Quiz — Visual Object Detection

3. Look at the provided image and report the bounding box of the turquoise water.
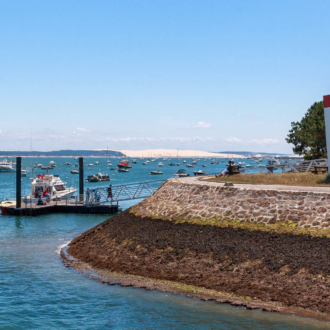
[0,157,328,329]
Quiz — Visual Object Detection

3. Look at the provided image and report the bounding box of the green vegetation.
[286,101,326,159]
[207,172,330,186]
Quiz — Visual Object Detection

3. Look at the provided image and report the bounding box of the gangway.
[87,179,167,205]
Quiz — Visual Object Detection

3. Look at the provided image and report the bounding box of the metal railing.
[86,180,167,205]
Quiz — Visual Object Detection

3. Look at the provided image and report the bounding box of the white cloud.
[182,121,212,130]
[226,137,241,143]
[76,128,91,133]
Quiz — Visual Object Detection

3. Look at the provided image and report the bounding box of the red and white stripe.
[323,95,330,167]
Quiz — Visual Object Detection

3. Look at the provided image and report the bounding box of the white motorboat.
[142,162,148,165]
[174,169,189,177]
[158,162,164,167]
[132,159,137,164]
[0,158,16,172]
[65,162,71,165]
[150,170,163,175]
[87,164,93,167]
[21,170,27,177]
[193,170,206,176]
[70,170,79,174]
[49,161,56,168]
[186,164,194,168]
[95,161,99,165]
[201,164,207,167]
[183,160,186,163]
[22,174,76,203]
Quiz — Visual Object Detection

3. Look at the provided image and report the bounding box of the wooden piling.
[79,157,84,201]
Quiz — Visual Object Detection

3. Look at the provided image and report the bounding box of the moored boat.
[174,169,189,177]
[149,170,163,175]
[117,160,132,169]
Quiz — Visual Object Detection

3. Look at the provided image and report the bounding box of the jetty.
[0,157,166,217]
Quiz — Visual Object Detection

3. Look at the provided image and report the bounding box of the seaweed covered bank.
[67,177,330,319]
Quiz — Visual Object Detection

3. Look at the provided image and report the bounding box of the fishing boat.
[174,169,189,177]
[70,170,79,174]
[117,160,132,169]
[158,162,164,167]
[149,170,163,175]
[21,174,76,203]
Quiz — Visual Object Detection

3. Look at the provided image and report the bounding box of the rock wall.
[132,179,330,229]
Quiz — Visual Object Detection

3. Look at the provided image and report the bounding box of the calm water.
[0,157,328,329]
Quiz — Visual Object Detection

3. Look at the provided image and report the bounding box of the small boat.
[118,160,132,169]
[21,170,27,177]
[95,161,99,165]
[201,164,207,167]
[193,170,206,176]
[85,173,110,182]
[183,160,186,163]
[41,166,53,170]
[186,164,194,168]
[210,161,214,164]
[65,162,71,165]
[168,163,176,166]
[150,170,163,175]
[87,164,93,167]
[118,168,129,172]
[70,170,79,174]
[0,158,16,172]
[142,162,148,165]
[49,161,57,168]
[174,169,189,177]
[176,162,180,166]
[132,159,137,164]
[158,162,164,167]
[74,163,79,167]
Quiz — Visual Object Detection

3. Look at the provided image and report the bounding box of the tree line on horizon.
[286,101,326,160]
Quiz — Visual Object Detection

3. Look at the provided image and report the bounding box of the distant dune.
[101,149,246,158]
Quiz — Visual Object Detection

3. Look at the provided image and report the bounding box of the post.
[79,157,84,202]
[324,95,330,170]
[16,157,22,209]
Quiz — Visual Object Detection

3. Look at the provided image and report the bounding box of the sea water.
[0,157,328,329]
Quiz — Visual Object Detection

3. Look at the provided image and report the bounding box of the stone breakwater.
[131,178,330,229]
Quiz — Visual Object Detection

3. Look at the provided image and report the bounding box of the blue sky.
[0,0,329,153]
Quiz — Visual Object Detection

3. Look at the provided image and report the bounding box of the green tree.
[286,101,326,160]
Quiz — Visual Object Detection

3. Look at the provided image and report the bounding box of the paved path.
[170,176,330,193]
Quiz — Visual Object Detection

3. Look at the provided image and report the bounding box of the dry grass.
[206,172,330,187]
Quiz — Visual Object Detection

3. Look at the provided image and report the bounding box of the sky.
[0,0,329,153]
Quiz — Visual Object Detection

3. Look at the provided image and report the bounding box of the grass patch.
[206,172,330,187]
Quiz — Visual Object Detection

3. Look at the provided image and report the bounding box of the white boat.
[49,161,56,168]
[201,164,207,167]
[87,164,93,167]
[21,170,27,177]
[70,170,79,174]
[186,164,194,168]
[132,159,137,164]
[95,161,99,165]
[118,168,129,172]
[193,170,206,176]
[0,158,16,172]
[158,162,164,167]
[150,170,163,175]
[65,162,71,165]
[75,163,79,167]
[183,160,186,163]
[174,169,189,177]
[142,162,148,165]
[22,174,76,203]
